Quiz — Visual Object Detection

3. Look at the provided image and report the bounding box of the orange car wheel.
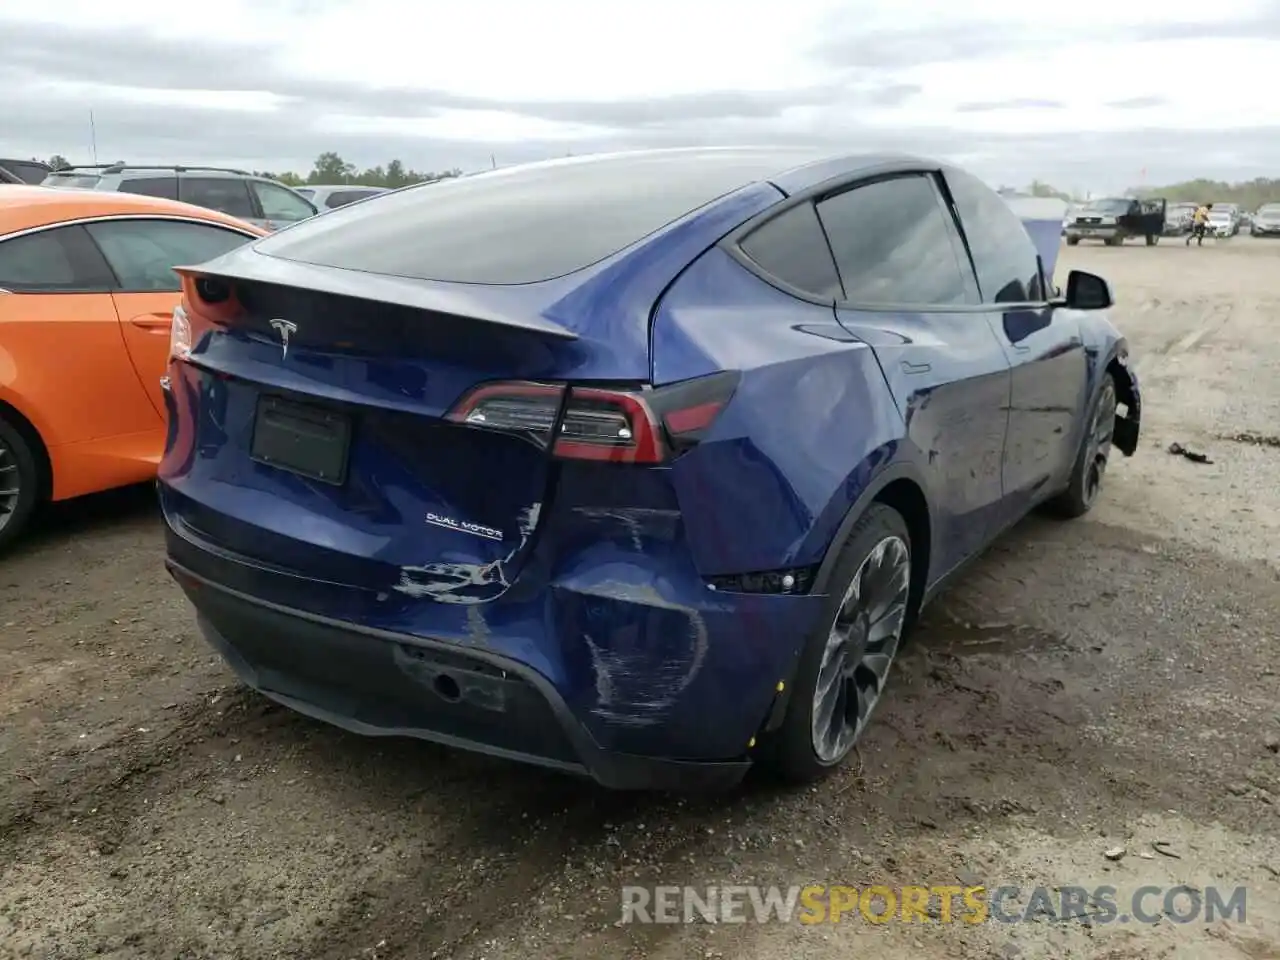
[0,414,40,551]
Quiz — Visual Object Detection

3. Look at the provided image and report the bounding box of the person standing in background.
[1187,203,1212,246]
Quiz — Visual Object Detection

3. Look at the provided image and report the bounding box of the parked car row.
[3,159,392,230]
[39,164,319,232]
[1057,195,1280,242]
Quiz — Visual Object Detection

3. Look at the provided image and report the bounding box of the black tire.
[0,414,40,553]
[1066,236,1080,246]
[1047,372,1117,519]
[760,503,912,784]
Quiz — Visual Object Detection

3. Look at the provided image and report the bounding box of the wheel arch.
[811,461,933,623]
[0,395,53,503]
[1102,340,1140,456]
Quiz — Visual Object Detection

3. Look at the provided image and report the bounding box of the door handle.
[1012,343,1031,353]
[130,316,171,333]
[901,360,931,374]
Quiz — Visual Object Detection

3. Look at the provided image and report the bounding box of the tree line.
[45,152,462,189]
[254,152,464,188]
[1128,177,1280,211]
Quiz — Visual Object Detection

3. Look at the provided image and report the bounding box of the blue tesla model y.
[158,148,1141,790]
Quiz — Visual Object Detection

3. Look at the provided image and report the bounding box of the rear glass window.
[3,161,50,185]
[254,150,818,285]
[42,173,102,189]
[325,189,382,208]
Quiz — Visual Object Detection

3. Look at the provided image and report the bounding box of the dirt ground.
[3,235,1280,960]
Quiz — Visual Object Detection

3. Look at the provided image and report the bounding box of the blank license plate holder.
[250,395,351,486]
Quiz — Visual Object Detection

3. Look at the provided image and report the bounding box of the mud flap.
[1114,415,1139,455]
[1109,357,1141,456]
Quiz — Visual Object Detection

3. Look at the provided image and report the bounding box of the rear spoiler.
[174,250,579,342]
[1003,196,1068,284]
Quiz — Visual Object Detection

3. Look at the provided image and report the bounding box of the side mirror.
[1062,270,1114,310]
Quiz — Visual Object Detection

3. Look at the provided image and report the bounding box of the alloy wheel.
[0,435,20,535]
[811,535,910,763]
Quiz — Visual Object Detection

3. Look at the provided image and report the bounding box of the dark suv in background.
[40,164,318,231]
[0,159,51,185]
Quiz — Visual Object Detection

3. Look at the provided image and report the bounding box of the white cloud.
[3,0,1279,188]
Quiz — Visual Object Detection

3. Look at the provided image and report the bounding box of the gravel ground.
[2,236,1279,960]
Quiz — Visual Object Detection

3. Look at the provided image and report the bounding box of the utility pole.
[89,109,98,164]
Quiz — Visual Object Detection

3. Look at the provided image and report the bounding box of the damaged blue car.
[159,148,1140,790]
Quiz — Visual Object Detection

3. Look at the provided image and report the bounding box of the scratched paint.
[576,580,709,727]
[393,503,542,607]
[570,506,682,550]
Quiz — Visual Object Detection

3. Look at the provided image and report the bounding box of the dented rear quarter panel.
[650,245,913,577]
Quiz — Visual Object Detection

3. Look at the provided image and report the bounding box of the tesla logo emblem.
[269,319,297,360]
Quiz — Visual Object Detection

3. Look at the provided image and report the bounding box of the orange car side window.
[0,226,116,292]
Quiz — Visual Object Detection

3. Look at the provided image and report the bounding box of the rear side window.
[86,219,253,291]
[325,189,382,208]
[179,177,255,218]
[251,180,316,222]
[294,188,315,199]
[119,177,179,200]
[254,150,799,284]
[0,225,115,292]
[945,168,1044,303]
[737,202,842,300]
[816,175,975,306]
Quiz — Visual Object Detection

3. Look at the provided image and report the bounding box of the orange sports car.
[0,186,265,549]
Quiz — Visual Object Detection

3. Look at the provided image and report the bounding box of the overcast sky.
[2,0,1279,193]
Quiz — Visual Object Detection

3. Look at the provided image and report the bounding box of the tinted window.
[2,161,50,185]
[816,175,974,306]
[119,176,179,200]
[86,219,253,291]
[294,188,315,199]
[0,225,115,291]
[254,148,827,284]
[179,177,255,218]
[325,189,383,208]
[944,168,1043,303]
[251,181,316,221]
[738,202,842,299]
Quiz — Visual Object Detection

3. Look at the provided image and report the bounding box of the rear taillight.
[169,304,192,362]
[172,274,244,366]
[445,372,739,463]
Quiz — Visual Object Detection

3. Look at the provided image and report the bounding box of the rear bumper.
[168,559,752,791]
